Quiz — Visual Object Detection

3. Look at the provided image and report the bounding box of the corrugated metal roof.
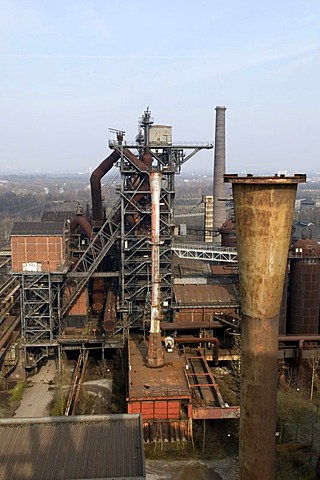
[174,258,212,277]
[41,211,75,222]
[0,414,145,480]
[210,264,238,275]
[11,222,65,236]
[174,283,238,306]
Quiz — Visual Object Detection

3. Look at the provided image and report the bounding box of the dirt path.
[13,360,55,418]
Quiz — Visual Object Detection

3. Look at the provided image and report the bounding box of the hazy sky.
[0,0,319,175]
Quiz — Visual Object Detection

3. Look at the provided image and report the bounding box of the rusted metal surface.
[103,288,116,331]
[209,264,238,275]
[173,283,239,324]
[64,284,88,316]
[186,354,222,405]
[279,263,288,334]
[174,337,219,365]
[129,399,181,419]
[289,258,320,334]
[225,174,305,480]
[90,150,120,221]
[122,147,150,172]
[220,218,237,247]
[213,106,227,243]
[128,336,191,419]
[174,257,212,276]
[70,214,92,238]
[192,406,240,419]
[64,349,89,416]
[142,419,191,442]
[161,320,224,330]
[91,277,104,313]
[146,171,164,368]
[174,283,238,306]
[0,316,20,350]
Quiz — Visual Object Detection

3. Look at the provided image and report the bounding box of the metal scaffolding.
[108,110,213,330]
[20,272,62,365]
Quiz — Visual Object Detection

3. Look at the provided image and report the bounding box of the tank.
[289,237,320,334]
[279,264,288,335]
[220,218,236,247]
[92,278,105,313]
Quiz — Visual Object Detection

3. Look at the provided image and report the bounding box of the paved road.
[13,360,56,418]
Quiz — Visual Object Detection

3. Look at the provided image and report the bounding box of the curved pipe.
[90,150,121,221]
[70,215,92,238]
[173,336,220,365]
[278,335,320,366]
[278,335,320,342]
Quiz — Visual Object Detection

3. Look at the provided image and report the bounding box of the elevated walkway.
[172,243,237,263]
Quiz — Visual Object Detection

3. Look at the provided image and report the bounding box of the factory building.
[1,107,317,454]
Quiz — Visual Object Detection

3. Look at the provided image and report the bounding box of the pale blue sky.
[0,0,319,174]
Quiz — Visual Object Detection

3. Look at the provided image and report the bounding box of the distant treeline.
[0,192,43,218]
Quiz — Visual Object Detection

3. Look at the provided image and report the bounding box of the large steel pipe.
[70,215,92,238]
[224,174,306,480]
[213,106,227,244]
[146,171,164,368]
[90,150,121,222]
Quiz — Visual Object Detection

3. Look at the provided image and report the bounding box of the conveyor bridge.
[172,243,237,263]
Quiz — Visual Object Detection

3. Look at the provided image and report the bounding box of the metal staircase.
[61,200,121,316]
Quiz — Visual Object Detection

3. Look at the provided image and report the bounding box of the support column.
[146,171,164,368]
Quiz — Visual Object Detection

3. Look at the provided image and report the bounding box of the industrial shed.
[0,414,146,480]
[10,222,68,273]
[173,283,239,323]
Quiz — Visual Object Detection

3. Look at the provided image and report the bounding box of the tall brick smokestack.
[213,106,227,244]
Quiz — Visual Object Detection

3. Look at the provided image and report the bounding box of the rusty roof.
[174,257,212,277]
[174,283,239,307]
[128,337,190,400]
[11,222,65,236]
[0,414,145,480]
[209,264,238,275]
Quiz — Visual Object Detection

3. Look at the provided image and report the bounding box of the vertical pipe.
[213,106,227,244]
[224,174,306,480]
[146,171,164,368]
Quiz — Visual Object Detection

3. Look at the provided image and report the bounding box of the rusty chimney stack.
[213,106,227,244]
[146,171,164,368]
[224,174,306,480]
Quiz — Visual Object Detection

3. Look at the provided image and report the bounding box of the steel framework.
[109,110,213,330]
[20,272,62,365]
[16,110,213,364]
[172,243,237,263]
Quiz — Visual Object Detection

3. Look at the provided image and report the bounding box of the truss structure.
[172,243,237,263]
[19,272,62,365]
[111,134,213,328]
